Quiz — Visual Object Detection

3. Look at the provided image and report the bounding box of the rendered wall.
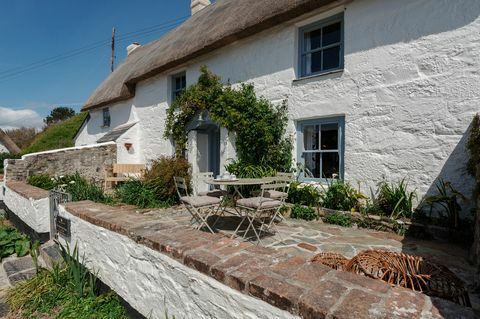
[57,205,299,319]
[77,0,480,212]
[3,183,49,234]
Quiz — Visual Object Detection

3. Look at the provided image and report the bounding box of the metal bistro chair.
[193,172,227,198]
[174,176,221,234]
[264,172,294,200]
[235,181,289,243]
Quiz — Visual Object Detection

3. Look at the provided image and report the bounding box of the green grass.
[22,113,87,154]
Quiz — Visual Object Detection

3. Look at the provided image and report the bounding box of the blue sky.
[0,0,190,129]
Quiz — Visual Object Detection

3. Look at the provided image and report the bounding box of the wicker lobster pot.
[311,252,350,271]
[344,250,471,307]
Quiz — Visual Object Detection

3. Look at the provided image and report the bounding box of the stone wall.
[58,200,476,318]
[4,143,116,182]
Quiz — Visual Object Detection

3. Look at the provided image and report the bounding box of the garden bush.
[374,178,416,219]
[27,173,56,190]
[225,160,276,178]
[323,213,353,227]
[143,156,191,203]
[0,218,30,261]
[7,243,128,319]
[290,204,318,221]
[320,179,362,212]
[115,180,173,209]
[287,182,321,207]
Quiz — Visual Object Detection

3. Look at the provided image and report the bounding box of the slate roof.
[96,122,137,143]
[82,0,339,111]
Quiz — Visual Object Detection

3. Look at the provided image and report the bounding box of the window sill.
[293,69,344,83]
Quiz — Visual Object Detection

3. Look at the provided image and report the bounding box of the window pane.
[322,22,341,46]
[323,46,340,70]
[321,123,338,150]
[305,29,322,51]
[322,153,339,178]
[311,51,322,73]
[304,153,321,178]
[303,125,319,150]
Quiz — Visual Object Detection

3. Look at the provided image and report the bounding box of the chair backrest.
[260,182,290,202]
[174,176,189,197]
[275,172,295,182]
[113,164,145,175]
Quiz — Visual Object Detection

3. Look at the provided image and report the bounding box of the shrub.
[27,173,56,190]
[321,180,362,212]
[225,160,276,178]
[0,219,30,261]
[287,182,321,207]
[323,213,353,227]
[290,204,318,221]
[375,178,416,219]
[115,180,172,209]
[143,156,191,203]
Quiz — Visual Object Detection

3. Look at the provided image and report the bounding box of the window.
[299,13,344,77]
[171,72,186,101]
[102,108,110,127]
[297,117,344,181]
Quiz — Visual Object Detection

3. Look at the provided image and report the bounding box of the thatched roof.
[82,0,340,111]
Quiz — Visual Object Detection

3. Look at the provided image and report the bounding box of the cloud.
[0,106,44,130]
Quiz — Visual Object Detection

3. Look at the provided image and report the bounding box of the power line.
[0,16,188,81]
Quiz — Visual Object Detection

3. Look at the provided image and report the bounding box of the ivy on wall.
[467,114,480,177]
[164,66,292,172]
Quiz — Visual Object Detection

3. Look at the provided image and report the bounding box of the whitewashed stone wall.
[0,142,8,153]
[57,205,299,319]
[76,0,480,213]
[3,185,49,234]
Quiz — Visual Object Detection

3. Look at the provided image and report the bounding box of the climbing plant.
[164,66,292,172]
[467,113,480,177]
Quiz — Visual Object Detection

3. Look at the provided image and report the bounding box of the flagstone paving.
[145,207,480,311]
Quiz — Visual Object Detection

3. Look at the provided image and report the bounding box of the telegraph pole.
[110,27,116,72]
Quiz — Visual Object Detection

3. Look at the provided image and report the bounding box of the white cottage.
[75,0,480,211]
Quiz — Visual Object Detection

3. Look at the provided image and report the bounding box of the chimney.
[191,0,211,15]
[127,42,141,56]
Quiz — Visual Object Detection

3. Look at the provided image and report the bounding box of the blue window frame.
[296,116,345,181]
[102,108,110,128]
[171,72,186,101]
[299,13,344,78]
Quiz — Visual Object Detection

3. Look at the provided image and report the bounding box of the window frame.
[171,72,187,102]
[296,116,345,182]
[298,13,344,78]
[102,108,111,128]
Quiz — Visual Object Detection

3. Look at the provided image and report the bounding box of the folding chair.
[235,181,289,243]
[264,172,294,200]
[174,176,221,233]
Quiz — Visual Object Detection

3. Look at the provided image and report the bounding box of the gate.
[49,189,71,239]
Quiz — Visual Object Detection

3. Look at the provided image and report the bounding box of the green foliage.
[423,179,466,230]
[0,152,20,174]
[164,66,292,171]
[44,106,76,126]
[143,156,192,203]
[374,178,416,219]
[323,213,353,227]
[27,173,56,190]
[320,179,362,212]
[7,243,128,319]
[23,112,88,154]
[290,204,318,221]
[287,182,321,207]
[467,113,480,176]
[0,219,30,261]
[27,172,113,204]
[225,160,276,178]
[115,180,172,209]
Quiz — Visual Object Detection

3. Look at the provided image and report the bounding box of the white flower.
[59,175,64,179]
[60,184,67,187]
[50,178,55,181]
[69,181,75,184]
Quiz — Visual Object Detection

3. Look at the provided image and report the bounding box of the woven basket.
[311,252,350,271]
[345,250,471,307]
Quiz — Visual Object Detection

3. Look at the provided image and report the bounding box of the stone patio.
[143,207,480,312]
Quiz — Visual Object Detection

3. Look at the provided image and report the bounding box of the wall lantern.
[124,143,133,151]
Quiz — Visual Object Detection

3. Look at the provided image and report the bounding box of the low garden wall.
[4,142,116,183]
[2,181,50,241]
[57,200,475,319]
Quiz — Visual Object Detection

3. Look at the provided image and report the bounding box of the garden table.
[205,177,273,239]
